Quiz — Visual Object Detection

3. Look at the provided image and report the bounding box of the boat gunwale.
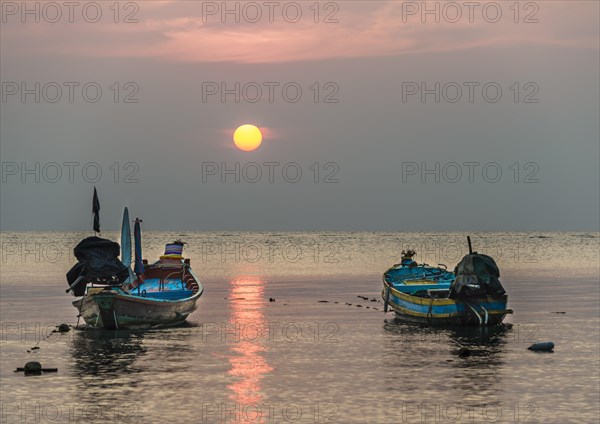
[74,268,204,307]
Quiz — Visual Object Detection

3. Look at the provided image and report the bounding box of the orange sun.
[233,124,262,152]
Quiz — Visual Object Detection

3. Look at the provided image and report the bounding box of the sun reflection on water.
[226,276,273,418]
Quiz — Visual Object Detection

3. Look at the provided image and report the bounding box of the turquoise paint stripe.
[391,283,452,294]
[120,292,195,303]
[135,278,186,291]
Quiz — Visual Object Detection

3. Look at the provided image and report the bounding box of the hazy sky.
[1,1,598,231]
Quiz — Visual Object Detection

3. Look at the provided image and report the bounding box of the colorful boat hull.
[381,280,510,326]
[73,265,203,330]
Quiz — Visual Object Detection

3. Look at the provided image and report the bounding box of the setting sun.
[233,124,262,152]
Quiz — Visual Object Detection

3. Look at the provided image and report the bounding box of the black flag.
[92,187,100,233]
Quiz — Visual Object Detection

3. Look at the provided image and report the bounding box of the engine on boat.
[66,236,129,296]
[448,252,506,300]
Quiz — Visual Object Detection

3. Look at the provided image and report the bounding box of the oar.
[383,285,391,313]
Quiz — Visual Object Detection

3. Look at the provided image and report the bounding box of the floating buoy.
[24,362,41,372]
[528,342,555,352]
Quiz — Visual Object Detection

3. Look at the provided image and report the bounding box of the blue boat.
[382,240,512,326]
[66,192,203,329]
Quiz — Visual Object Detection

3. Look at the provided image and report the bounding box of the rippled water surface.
[1,232,598,423]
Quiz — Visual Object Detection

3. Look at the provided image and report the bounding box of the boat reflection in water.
[68,328,148,417]
[382,319,511,420]
[226,276,273,423]
[70,329,147,379]
[382,318,509,364]
[69,325,198,422]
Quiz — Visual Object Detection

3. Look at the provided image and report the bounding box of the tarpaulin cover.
[449,253,506,299]
[66,236,129,296]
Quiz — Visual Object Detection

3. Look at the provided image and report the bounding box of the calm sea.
[1,232,599,423]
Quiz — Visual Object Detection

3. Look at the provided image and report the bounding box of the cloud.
[1,1,598,63]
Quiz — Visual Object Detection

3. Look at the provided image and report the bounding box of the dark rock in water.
[57,323,70,332]
[528,342,555,352]
[269,298,275,302]
[371,298,377,302]
[457,347,471,358]
[356,304,362,307]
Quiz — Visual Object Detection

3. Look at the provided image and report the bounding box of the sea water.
[1,232,598,423]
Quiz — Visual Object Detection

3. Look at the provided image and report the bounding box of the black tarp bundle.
[66,236,129,296]
[449,253,506,299]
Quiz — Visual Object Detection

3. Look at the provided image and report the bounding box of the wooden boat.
[71,250,203,330]
[66,191,203,329]
[382,239,512,326]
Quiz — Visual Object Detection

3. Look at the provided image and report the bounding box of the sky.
[1,1,599,231]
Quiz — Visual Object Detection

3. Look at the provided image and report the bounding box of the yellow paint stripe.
[389,303,459,318]
[403,280,441,285]
[388,288,457,306]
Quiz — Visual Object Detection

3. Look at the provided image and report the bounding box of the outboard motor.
[449,252,506,299]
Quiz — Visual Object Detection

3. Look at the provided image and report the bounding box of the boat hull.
[73,288,202,330]
[382,284,511,326]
